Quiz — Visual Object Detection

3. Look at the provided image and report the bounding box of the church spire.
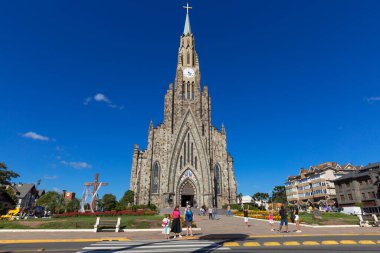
[183,3,192,35]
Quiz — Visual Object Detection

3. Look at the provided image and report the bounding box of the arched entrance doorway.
[180,181,195,207]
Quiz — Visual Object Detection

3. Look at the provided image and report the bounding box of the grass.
[0,215,165,229]
[299,212,359,225]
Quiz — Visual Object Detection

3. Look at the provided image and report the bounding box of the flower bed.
[53,210,157,218]
[233,210,290,221]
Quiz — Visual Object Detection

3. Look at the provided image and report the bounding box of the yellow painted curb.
[223,242,240,247]
[377,240,380,244]
[100,237,130,241]
[303,241,320,245]
[264,242,281,246]
[321,240,339,245]
[243,242,260,247]
[283,241,300,246]
[358,240,376,245]
[340,240,357,245]
[249,233,380,238]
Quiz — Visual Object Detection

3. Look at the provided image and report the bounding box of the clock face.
[183,68,195,78]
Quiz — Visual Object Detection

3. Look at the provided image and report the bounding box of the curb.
[234,216,360,228]
[0,228,202,233]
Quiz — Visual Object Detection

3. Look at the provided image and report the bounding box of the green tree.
[252,192,269,209]
[102,194,117,211]
[66,198,80,212]
[117,190,134,210]
[271,186,287,204]
[237,192,243,204]
[0,162,20,185]
[36,191,65,214]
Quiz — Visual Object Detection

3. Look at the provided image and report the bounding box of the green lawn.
[299,212,359,225]
[0,215,164,229]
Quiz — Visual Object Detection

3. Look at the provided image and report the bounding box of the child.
[243,206,249,226]
[268,211,274,231]
[294,208,301,233]
[162,214,171,240]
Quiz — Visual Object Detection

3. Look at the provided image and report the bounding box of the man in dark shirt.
[279,206,289,232]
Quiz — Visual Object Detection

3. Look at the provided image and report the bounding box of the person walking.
[278,206,289,233]
[171,205,182,238]
[226,205,232,216]
[184,206,194,236]
[162,214,171,240]
[208,207,213,220]
[243,206,249,227]
[294,208,301,232]
[268,211,274,231]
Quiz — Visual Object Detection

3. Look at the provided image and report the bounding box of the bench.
[94,217,121,232]
[357,214,380,227]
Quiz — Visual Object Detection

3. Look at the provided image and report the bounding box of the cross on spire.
[183,3,192,14]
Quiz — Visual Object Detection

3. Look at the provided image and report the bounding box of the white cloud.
[94,93,111,103]
[21,131,49,141]
[366,96,380,103]
[44,175,58,180]
[61,160,92,169]
[84,93,124,110]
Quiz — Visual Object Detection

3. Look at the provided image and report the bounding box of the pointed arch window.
[191,143,194,166]
[195,156,198,170]
[187,83,190,99]
[180,155,183,169]
[184,142,186,165]
[192,83,194,99]
[151,162,160,194]
[214,165,222,195]
[187,50,190,65]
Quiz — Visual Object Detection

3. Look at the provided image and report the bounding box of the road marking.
[322,240,339,245]
[340,240,357,245]
[263,242,281,246]
[359,240,376,245]
[377,240,380,244]
[243,242,260,247]
[283,241,300,246]
[303,241,320,245]
[223,242,240,247]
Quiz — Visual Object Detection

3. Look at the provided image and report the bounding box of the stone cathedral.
[129,7,237,208]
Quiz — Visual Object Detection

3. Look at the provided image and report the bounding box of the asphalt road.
[1,235,380,253]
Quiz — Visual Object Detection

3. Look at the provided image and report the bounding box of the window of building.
[348,194,353,200]
[369,192,375,198]
[151,162,160,194]
[180,155,183,169]
[195,156,197,170]
[187,51,190,65]
[191,143,193,165]
[362,192,366,199]
[345,183,350,188]
[214,165,221,195]
[340,195,345,201]
[368,178,372,184]
[187,83,190,99]
[184,142,186,164]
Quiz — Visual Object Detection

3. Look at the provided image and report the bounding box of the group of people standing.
[243,205,302,233]
[162,205,194,240]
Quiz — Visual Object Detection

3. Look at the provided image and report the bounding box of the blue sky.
[1,0,380,199]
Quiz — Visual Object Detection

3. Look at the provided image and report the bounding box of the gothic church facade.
[129,9,237,208]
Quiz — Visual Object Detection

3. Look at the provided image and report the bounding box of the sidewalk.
[0,215,380,242]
